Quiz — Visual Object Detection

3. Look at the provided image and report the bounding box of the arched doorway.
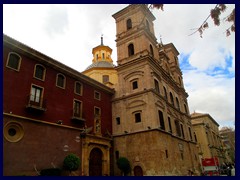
[89,148,103,176]
[134,165,143,176]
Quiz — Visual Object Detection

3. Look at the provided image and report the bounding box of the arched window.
[176,97,180,110]
[6,52,21,71]
[170,92,174,106]
[146,20,150,31]
[128,43,134,56]
[164,87,168,100]
[34,64,46,81]
[154,79,160,93]
[184,104,188,114]
[178,76,182,86]
[56,74,66,89]
[126,19,132,30]
[75,81,83,95]
[150,44,154,57]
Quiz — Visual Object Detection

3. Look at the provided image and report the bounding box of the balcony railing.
[26,95,47,112]
[71,111,85,122]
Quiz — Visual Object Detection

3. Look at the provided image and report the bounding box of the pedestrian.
[231,164,235,176]
[227,166,231,176]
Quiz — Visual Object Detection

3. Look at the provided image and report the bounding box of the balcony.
[71,111,85,122]
[26,95,47,112]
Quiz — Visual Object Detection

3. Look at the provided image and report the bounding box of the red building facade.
[3,34,114,176]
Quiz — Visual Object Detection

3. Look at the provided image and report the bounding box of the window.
[126,19,132,30]
[168,117,172,133]
[175,120,181,137]
[180,152,184,160]
[75,82,82,95]
[94,107,101,117]
[94,91,101,100]
[73,100,82,117]
[102,53,105,59]
[165,150,168,158]
[184,104,188,114]
[6,52,21,71]
[158,110,165,130]
[150,44,154,57]
[132,80,138,90]
[128,43,134,56]
[164,87,168,100]
[154,79,160,93]
[96,54,99,60]
[170,92,174,106]
[188,127,193,141]
[115,151,119,160]
[102,75,109,83]
[178,76,182,86]
[176,97,180,110]
[116,117,120,125]
[180,124,185,139]
[34,64,45,80]
[30,85,43,106]
[134,112,141,123]
[56,74,66,88]
[194,132,198,142]
[146,20,150,31]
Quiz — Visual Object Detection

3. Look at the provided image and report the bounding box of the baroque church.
[84,4,200,175]
[3,4,200,176]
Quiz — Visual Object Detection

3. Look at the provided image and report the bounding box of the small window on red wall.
[56,74,66,89]
[94,91,101,100]
[34,64,46,81]
[6,52,21,71]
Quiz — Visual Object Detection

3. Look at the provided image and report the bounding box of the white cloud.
[3,4,235,128]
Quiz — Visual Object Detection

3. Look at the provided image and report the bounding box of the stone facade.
[111,4,200,175]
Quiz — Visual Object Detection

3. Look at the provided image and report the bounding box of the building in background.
[191,112,228,173]
[3,34,114,176]
[219,127,235,164]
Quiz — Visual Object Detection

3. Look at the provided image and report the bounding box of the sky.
[3,4,235,129]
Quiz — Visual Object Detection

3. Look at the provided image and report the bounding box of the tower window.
[194,132,197,142]
[116,117,120,125]
[158,110,165,130]
[103,75,109,83]
[165,150,168,158]
[168,117,172,133]
[176,97,180,110]
[170,92,174,106]
[175,120,181,137]
[134,112,141,123]
[6,52,21,71]
[128,43,134,56]
[154,79,160,93]
[180,124,185,139]
[146,20,150,31]
[164,87,168,100]
[188,127,193,141]
[184,104,188,114]
[126,18,132,30]
[150,44,154,57]
[132,80,138,90]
